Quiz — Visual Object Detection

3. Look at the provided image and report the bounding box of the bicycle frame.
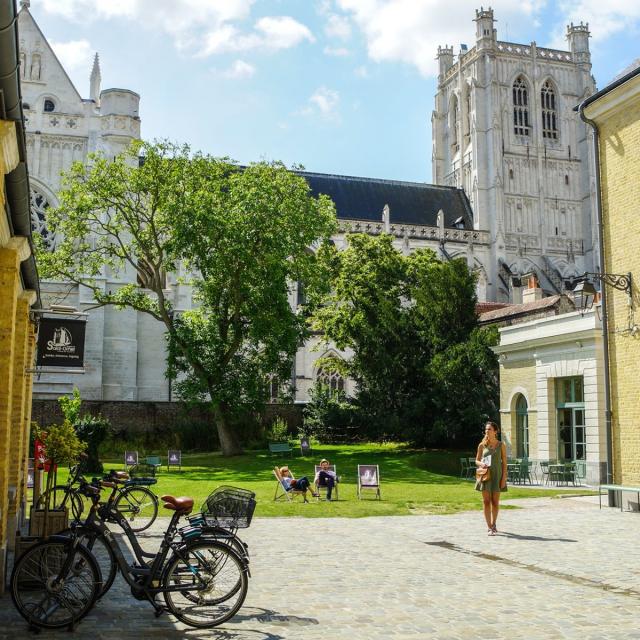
[72,487,247,612]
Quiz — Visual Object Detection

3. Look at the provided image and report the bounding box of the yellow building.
[579,62,640,492]
[0,0,41,587]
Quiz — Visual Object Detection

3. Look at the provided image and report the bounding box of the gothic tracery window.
[30,188,56,251]
[449,94,459,148]
[541,80,558,140]
[512,77,530,136]
[316,366,345,394]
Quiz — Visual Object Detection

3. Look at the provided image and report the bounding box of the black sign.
[36,317,86,368]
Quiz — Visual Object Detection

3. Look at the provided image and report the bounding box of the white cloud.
[49,39,93,71]
[551,1,640,47]
[304,86,340,120]
[324,46,350,56]
[200,16,314,56]
[354,65,369,77]
[335,0,548,76]
[222,59,256,79]
[41,1,313,57]
[325,14,352,40]
[256,16,315,49]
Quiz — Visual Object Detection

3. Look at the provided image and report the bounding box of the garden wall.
[31,400,304,443]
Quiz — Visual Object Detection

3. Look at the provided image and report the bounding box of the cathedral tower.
[432,8,597,301]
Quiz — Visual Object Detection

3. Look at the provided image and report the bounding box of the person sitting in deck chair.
[279,466,319,499]
[314,458,338,501]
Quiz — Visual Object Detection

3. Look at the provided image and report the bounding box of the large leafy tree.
[311,233,498,445]
[38,140,336,455]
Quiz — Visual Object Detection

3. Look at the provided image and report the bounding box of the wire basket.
[128,463,157,479]
[202,486,256,529]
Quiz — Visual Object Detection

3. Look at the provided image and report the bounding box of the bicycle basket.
[202,486,256,529]
[128,463,157,479]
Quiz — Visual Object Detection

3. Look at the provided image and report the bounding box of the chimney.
[522,274,544,304]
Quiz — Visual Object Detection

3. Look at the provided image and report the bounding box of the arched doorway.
[515,394,529,458]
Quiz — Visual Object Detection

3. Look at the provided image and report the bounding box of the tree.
[311,233,498,445]
[37,140,336,455]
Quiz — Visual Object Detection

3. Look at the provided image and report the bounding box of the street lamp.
[571,271,632,312]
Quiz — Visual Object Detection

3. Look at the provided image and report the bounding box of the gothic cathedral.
[432,8,597,302]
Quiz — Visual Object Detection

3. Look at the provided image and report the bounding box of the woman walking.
[475,421,507,535]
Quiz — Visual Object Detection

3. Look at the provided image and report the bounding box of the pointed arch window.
[541,81,558,140]
[316,366,345,394]
[449,94,459,149]
[30,187,56,251]
[463,85,472,141]
[512,77,530,136]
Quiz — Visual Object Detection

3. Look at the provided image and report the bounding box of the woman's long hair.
[481,421,500,447]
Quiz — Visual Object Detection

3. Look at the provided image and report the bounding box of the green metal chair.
[519,458,533,484]
[574,459,587,486]
[540,460,550,485]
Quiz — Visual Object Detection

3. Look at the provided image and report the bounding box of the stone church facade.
[21,2,494,404]
[22,4,598,404]
[432,8,597,302]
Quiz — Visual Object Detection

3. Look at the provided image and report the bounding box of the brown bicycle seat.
[113,471,129,480]
[161,495,194,513]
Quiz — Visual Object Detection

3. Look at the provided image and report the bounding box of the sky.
[28,0,640,184]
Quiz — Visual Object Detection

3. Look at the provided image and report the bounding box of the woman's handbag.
[475,466,491,483]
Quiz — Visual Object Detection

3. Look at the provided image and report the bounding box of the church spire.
[90,53,101,103]
[20,0,31,9]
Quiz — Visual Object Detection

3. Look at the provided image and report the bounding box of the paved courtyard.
[2,495,640,639]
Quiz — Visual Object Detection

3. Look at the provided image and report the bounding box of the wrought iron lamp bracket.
[585,271,633,295]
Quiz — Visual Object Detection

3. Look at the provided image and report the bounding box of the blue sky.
[31,0,640,183]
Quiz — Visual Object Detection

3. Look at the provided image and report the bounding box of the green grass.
[82,443,577,518]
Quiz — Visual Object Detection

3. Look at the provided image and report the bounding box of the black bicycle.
[12,480,253,630]
[36,464,159,532]
[61,477,253,601]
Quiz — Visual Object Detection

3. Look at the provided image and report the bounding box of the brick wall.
[31,400,304,439]
[599,89,640,485]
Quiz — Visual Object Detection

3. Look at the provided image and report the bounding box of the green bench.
[146,456,162,472]
[599,484,640,511]
[268,442,292,456]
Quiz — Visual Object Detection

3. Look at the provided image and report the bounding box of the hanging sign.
[36,317,86,368]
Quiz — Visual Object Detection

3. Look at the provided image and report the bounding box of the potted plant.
[29,420,86,538]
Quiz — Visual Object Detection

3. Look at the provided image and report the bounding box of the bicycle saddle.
[161,495,194,514]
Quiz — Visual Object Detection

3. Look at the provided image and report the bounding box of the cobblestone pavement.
[2,495,640,639]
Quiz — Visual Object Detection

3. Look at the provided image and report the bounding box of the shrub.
[267,416,289,442]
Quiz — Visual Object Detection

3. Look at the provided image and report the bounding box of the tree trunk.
[213,405,244,456]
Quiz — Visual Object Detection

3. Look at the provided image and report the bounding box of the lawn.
[82,443,578,518]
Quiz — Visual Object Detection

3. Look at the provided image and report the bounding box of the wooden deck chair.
[357,464,381,500]
[273,467,311,503]
[314,464,339,500]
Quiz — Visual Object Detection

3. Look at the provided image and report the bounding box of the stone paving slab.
[1,496,640,639]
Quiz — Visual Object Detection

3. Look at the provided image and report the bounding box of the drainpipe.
[576,104,614,505]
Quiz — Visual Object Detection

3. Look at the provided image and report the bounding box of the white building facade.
[432,8,598,302]
[494,306,606,485]
[17,3,175,402]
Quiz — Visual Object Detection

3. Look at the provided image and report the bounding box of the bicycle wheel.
[35,485,84,522]
[58,528,117,599]
[162,541,248,628]
[115,486,158,532]
[10,539,101,630]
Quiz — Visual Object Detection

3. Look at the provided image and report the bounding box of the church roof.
[298,171,475,229]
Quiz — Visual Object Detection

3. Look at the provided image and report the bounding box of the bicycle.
[12,480,251,630]
[36,465,159,532]
[67,479,254,601]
